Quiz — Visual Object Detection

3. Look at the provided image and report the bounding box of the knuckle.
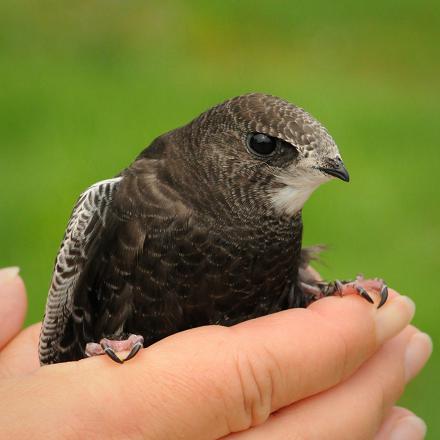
[226,341,276,431]
[309,306,375,379]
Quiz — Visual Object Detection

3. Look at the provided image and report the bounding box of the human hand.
[0,267,431,439]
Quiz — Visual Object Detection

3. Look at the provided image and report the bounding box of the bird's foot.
[323,275,389,308]
[85,334,144,364]
[301,275,389,308]
[298,282,323,302]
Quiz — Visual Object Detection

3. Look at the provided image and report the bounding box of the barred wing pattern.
[39,177,122,365]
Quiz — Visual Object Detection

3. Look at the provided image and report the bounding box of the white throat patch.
[270,170,329,216]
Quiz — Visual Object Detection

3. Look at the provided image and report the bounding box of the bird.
[39,93,388,365]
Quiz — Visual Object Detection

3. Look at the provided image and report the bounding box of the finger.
[0,267,27,350]
[0,292,415,439]
[0,323,41,378]
[375,407,426,440]
[224,326,432,440]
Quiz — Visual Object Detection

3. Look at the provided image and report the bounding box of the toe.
[85,342,105,357]
[377,285,389,309]
[101,345,125,364]
[355,285,374,304]
[124,342,143,362]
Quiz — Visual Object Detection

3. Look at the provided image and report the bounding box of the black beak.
[318,158,350,182]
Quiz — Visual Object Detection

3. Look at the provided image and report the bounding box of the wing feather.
[39,177,122,364]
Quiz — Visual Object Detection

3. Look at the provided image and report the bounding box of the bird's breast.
[128,211,302,335]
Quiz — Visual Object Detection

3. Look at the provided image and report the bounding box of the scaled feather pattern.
[39,93,350,364]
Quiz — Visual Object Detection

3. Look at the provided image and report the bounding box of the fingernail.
[405,332,433,381]
[0,266,20,286]
[375,296,415,343]
[389,415,427,440]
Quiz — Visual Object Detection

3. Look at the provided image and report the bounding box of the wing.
[39,177,122,365]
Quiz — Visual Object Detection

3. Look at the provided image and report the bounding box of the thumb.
[0,267,27,350]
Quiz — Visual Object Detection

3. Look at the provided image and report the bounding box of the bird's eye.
[277,138,299,159]
[247,133,277,157]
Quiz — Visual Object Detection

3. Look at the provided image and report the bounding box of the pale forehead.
[222,93,336,151]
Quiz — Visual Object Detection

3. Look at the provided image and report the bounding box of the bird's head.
[167,93,348,217]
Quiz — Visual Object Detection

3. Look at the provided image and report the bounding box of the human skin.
[0,267,432,439]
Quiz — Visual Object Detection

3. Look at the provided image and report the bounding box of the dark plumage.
[39,93,351,365]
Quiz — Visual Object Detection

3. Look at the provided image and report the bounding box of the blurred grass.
[0,0,439,435]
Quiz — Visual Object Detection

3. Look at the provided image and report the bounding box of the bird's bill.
[317,162,350,182]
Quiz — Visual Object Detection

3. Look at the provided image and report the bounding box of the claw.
[355,285,374,304]
[102,345,124,364]
[377,285,389,309]
[334,279,344,296]
[124,341,143,362]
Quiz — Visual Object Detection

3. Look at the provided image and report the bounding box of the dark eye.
[247,133,277,156]
[277,138,299,159]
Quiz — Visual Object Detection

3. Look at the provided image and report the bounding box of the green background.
[1,0,439,435]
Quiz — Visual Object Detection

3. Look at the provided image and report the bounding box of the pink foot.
[85,334,144,364]
[337,275,389,308]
